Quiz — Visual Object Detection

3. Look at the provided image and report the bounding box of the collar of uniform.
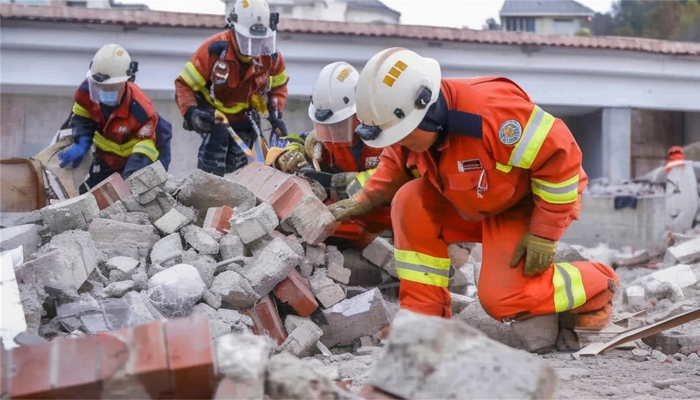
[113,83,134,120]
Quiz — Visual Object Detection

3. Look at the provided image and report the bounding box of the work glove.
[328,190,375,222]
[58,136,92,168]
[276,150,309,173]
[268,111,288,138]
[330,172,359,200]
[184,106,215,134]
[509,232,557,277]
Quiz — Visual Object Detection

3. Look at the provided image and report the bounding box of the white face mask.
[88,79,125,106]
[97,89,120,106]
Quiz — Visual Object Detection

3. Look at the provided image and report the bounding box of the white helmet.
[308,62,359,144]
[355,47,441,148]
[226,0,278,57]
[86,44,136,106]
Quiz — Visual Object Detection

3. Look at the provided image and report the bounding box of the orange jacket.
[321,141,383,173]
[174,30,288,124]
[363,78,587,241]
[71,80,159,172]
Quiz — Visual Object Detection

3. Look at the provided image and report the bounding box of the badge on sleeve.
[498,120,522,145]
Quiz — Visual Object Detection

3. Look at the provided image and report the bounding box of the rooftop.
[500,0,595,17]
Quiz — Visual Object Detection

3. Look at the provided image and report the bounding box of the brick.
[282,196,340,245]
[164,313,216,399]
[177,169,256,225]
[215,333,272,399]
[181,225,220,255]
[128,320,171,397]
[239,238,302,298]
[319,288,389,348]
[368,310,557,399]
[51,336,102,399]
[154,208,190,235]
[273,268,319,317]
[203,206,234,233]
[126,161,168,195]
[362,237,394,267]
[278,316,323,357]
[9,340,53,399]
[241,294,288,346]
[326,246,351,285]
[89,172,131,210]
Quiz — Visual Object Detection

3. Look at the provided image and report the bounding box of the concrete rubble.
[4,160,700,399]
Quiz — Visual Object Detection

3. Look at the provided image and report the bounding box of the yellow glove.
[276,150,308,173]
[509,232,557,277]
[327,190,375,222]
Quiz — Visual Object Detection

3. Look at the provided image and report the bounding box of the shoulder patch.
[129,100,148,124]
[446,111,482,139]
[208,41,229,57]
[78,79,90,93]
[498,120,522,145]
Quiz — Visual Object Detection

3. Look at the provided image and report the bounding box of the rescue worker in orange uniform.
[174,0,289,176]
[265,62,401,248]
[332,47,619,330]
[59,44,171,194]
[665,146,685,173]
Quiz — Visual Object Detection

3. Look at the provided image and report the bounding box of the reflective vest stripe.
[132,139,160,162]
[179,62,249,115]
[93,131,141,159]
[410,168,421,178]
[531,174,579,204]
[509,106,555,169]
[71,102,91,119]
[270,71,288,88]
[495,162,512,173]
[356,168,377,187]
[395,249,450,287]
[552,262,587,312]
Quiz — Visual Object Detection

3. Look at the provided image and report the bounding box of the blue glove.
[268,110,288,138]
[58,136,92,168]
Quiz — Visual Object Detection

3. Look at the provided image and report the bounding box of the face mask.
[98,89,120,106]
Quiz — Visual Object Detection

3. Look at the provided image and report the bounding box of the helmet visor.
[88,79,125,107]
[315,116,355,144]
[234,31,276,57]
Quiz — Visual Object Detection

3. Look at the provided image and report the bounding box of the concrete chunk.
[210,271,260,310]
[106,256,139,276]
[309,269,347,308]
[0,224,41,260]
[41,193,100,234]
[266,352,354,400]
[362,237,397,278]
[278,316,323,358]
[240,238,301,298]
[368,310,557,400]
[667,237,700,264]
[154,208,189,235]
[126,160,168,195]
[177,169,256,224]
[150,233,184,266]
[219,235,246,265]
[104,280,135,297]
[181,225,220,255]
[216,333,273,399]
[282,196,339,245]
[88,218,160,258]
[304,243,326,267]
[229,202,279,244]
[146,264,206,318]
[326,246,351,285]
[319,288,389,348]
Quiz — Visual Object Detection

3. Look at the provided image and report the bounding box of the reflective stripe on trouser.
[392,178,619,321]
[197,124,247,176]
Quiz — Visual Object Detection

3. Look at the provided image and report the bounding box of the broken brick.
[241,294,288,346]
[273,268,319,317]
[9,341,53,399]
[122,320,171,398]
[164,313,217,399]
[51,336,103,399]
[89,172,131,210]
[203,206,234,233]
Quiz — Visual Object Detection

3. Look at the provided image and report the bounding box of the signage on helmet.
[381,60,407,87]
[242,0,249,8]
[336,68,352,82]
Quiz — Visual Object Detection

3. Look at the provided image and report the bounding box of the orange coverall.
[665,146,685,173]
[363,77,619,319]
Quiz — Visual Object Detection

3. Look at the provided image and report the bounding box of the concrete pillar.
[601,107,631,183]
[684,112,700,145]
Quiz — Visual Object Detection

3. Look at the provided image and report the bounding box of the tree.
[611,0,658,37]
[644,0,685,40]
[590,11,616,36]
[482,17,501,31]
[673,0,700,41]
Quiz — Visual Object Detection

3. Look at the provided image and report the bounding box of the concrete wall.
[561,194,667,250]
[535,17,585,35]
[630,109,681,177]
[684,112,700,144]
[345,8,398,24]
[0,93,314,178]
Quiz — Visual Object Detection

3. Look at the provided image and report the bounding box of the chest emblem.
[457,159,482,172]
[365,156,380,170]
[499,119,522,145]
[118,126,129,135]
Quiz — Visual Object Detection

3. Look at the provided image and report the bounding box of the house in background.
[0,0,147,9]
[221,0,400,24]
[499,0,594,34]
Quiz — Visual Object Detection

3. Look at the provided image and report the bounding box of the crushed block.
[239,238,302,297]
[241,294,287,345]
[667,236,700,264]
[362,237,397,278]
[104,280,135,298]
[273,268,319,317]
[305,243,326,267]
[624,285,647,308]
[319,288,389,348]
[0,224,41,260]
[138,186,164,205]
[282,195,339,245]
[150,233,184,266]
[326,246,351,285]
[41,193,100,234]
[181,249,218,288]
[266,352,353,400]
[181,225,219,255]
[203,206,234,233]
[342,249,384,286]
[229,202,279,244]
[215,332,273,399]
[126,161,168,195]
[210,270,260,310]
[219,234,246,264]
[309,269,347,309]
[154,208,189,235]
[106,256,140,276]
[89,218,160,259]
[177,169,256,225]
[89,172,131,210]
[146,264,206,318]
[367,310,557,399]
[278,316,323,358]
[233,163,311,219]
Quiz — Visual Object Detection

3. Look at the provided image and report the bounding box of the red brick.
[241,294,288,345]
[127,320,171,399]
[213,377,262,400]
[89,172,130,210]
[359,385,402,399]
[9,340,53,399]
[95,334,129,380]
[338,378,353,390]
[51,336,102,399]
[164,313,216,399]
[203,206,234,233]
[265,177,316,221]
[234,162,277,192]
[273,268,318,317]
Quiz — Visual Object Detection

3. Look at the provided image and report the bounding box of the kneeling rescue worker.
[337,47,619,329]
[265,62,409,248]
[59,44,172,193]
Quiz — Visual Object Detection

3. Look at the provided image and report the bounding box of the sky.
[120,0,615,30]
